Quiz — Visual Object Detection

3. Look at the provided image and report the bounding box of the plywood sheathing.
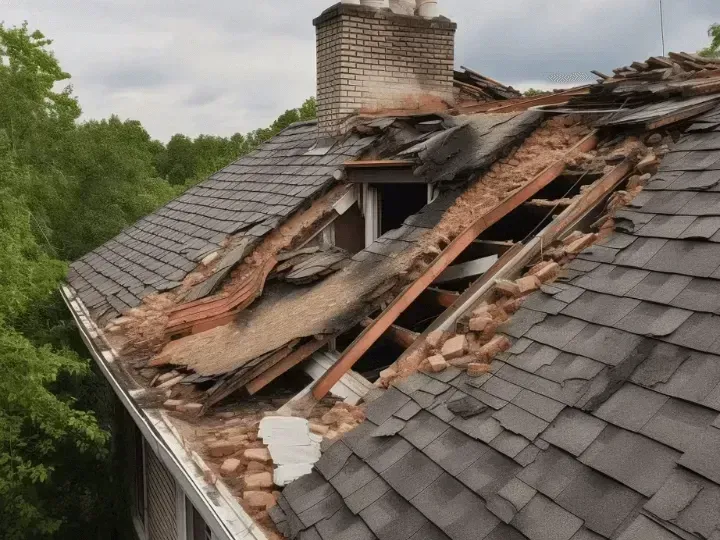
[112,184,353,355]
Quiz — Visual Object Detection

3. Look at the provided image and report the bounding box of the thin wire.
[659,0,666,56]
[518,169,592,246]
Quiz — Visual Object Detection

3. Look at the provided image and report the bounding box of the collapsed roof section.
[271,100,720,540]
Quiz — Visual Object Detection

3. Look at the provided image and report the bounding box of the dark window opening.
[378,183,428,234]
[334,204,366,254]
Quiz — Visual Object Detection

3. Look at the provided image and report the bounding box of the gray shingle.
[366,388,411,425]
[579,425,681,497]
[560,290,640,326]
[541,408,607,456]
[492,404,549,441]
[615,515,683,540]
[315,506,376,540]
[511,494,583,540]
[594,383,668,432]
[517,446,584,499]
[399,411,449,449]
[526,315,588,349]
[563,324,644,366]
[677,426,720,485]
[506,343,560,373]
[455,445,520,499]
[512,389,565,423]
[644,469,704,523]
[614,302,692,337]
[383,448,443,500]
[489,431,531,458]
[423,427,489,476]
[553,465,644,537]
[574,264,649,296]
[627,270,693,305]
[640,398,717,452]
[359,490,427,540]
[410,473,501,540]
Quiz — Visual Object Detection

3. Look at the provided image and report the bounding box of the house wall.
[118,408,213,540]
[314,3,456,135]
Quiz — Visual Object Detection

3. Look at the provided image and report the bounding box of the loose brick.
[535,262,561,282]
[516,275,541,295]
[495,279,521,297]
[309,422,330,436]
[243,491,277,510]
[244,447,272,463]
[244,472,274,490]
[441,335,467,360]
[207,439,243,458]
[469,315,493,332]
[566,233,597,254]
[220,458,241,476]
[467,363,492,377]
[427,354,449,372]
[163,399,183,411]
[246,461,266,473]
[448,355,475,368]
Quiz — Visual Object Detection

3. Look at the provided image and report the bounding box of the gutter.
[60,284,267,540]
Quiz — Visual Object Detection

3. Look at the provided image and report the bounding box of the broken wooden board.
[434,254,499,284]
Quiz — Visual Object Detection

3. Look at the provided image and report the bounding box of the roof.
[67,120,374,325]
[271,106,720,540]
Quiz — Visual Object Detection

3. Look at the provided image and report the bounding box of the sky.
[4,0,719,141]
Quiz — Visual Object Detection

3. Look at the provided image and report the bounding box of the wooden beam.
[245,337,331,395]
[361,318,419,349]
[424,287,460,308]
[391,158,632,373]
[311,132,599,400]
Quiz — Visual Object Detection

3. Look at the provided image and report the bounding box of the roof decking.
[271,107,720,540]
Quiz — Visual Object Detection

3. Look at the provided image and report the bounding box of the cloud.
[3,0,719,141]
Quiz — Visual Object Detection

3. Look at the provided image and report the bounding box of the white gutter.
[60,284,267,540]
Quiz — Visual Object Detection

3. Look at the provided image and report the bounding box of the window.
[186,499,213,540]
[130,425,147,539]
[363,183,431,246]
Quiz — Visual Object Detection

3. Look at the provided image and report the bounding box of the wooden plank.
[246,337,330,395]
[362,318,420,349]
[311,132,599,400]
[390,159,632,372]
[345,166,425,184]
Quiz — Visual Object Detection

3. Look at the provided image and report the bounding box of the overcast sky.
[4,0,719,141]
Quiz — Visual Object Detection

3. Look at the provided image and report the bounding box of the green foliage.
[699,23,720,58]
[155,96,318,187]
[523,88,552,97]
[0,20,318,538]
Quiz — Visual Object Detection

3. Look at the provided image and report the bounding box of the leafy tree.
[699,23,720,58]
[523,88,552,97]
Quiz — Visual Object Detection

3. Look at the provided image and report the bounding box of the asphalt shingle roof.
[272,106,720,540]
[67,121,373,324]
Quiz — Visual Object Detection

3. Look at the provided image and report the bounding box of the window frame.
[131,429,148,540]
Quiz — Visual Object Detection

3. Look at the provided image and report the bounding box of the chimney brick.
[314,3,456,136]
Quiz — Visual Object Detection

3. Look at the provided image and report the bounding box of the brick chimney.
[313,3,456,136]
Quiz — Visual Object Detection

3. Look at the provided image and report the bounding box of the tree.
[699,23,720,58]
[523,88,552,97]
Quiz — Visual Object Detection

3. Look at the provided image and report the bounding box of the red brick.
[220,458,241,476]
[441,335,467,360]
[467,363,492,377]
[427,354,448,372]
[243,491,277,510]
[244,472,274,489]
[244,447,272,463]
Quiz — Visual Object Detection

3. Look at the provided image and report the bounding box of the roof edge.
[60,284,268,540]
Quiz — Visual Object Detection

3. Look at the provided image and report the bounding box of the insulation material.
[258,417,322,486]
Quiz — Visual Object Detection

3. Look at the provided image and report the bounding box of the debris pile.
[271,246,351,285]
[454,66,522,101]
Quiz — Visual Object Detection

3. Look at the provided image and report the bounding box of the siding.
[146,443,178,540]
